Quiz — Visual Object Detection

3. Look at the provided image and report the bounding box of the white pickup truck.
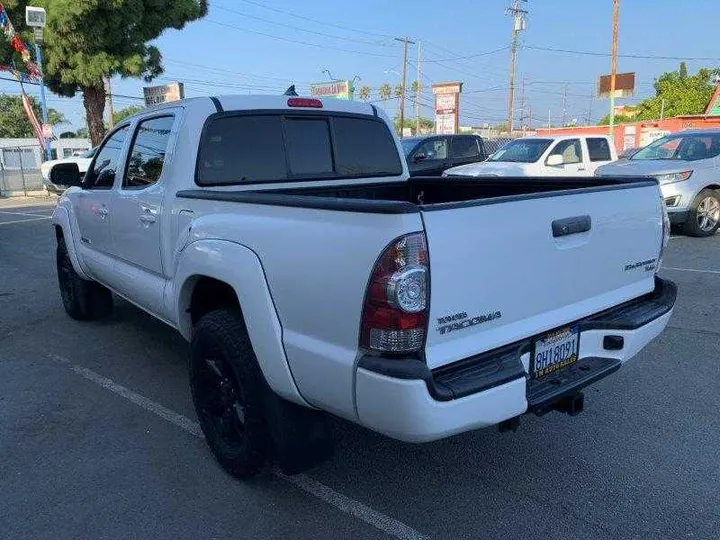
[444,134,617,177]
[50,95,675,479]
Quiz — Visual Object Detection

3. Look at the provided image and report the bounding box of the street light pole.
[34,42,51,161]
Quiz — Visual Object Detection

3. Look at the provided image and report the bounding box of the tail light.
[287,97,323,108]
[360,233,429,354]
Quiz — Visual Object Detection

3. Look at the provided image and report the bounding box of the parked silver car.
[596,130,720,237]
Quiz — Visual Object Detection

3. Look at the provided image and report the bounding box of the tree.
[75,127,88,138]
[59,131,76,138]
[357,86,371,101]
[393,114,434,135]
[113,105,145,125]
[410,80,421,97]
[0,94,66,138]
[1,1,207,145]
[393,84,403,99]
[378,83,392,101]
[599,64,720,124]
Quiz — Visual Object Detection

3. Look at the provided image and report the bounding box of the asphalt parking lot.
[1,198,719,540]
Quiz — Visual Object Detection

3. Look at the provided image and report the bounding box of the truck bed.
[176,176,656,213]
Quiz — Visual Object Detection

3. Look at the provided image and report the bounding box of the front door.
[108,114,176,317]
[408,137,450,176]
[545,138,586,176]
[73,125,130,281]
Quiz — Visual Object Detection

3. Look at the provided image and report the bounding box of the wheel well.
[54,225,64,244]
[705,184,720,192]
[189,276,240,326]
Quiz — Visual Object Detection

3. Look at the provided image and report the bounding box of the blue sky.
[3,0,720,132]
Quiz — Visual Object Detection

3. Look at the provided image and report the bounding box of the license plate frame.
[531,325,580,380]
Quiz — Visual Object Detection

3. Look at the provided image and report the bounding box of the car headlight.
[656,171,692,184]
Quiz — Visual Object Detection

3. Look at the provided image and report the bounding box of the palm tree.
[358,86,371,101]
[378,83,392,101]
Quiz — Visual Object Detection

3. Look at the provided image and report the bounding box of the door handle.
[552,215,591,237]
[139,214,157,225]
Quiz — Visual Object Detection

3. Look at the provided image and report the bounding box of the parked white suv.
[596,129,720,237]
[50,95,675,479]
[444,135,617,177]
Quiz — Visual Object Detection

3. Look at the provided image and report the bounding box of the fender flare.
[172,239,310,408]
[51,205,92,280]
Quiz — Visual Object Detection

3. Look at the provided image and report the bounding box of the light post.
[25,6,51,161]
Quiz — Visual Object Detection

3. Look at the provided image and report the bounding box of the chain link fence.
[0,145,46,197]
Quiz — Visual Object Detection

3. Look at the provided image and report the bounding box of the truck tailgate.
[422,183,662,369]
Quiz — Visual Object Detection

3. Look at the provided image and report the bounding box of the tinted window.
[632,133,720,161]
[587,138,612,162]
[452,137,481,159]
[415,139,448,160]
[548,139,582,164]
[196,114,402,185]
[285,118,333,176]
[123,116,174,189]
[84,126,129,189]
[488,139,552,163]
[334,117,403,176]
[197,116,286,184]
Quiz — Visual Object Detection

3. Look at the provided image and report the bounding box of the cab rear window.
[196,113,403,185]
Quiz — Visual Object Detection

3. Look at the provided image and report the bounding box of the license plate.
[531,326,580,379]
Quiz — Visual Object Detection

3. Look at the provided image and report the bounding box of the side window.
[415,139,448,161]
[587,138,612,162]
[84,126,129,189]
[548,139,582,165]
[452,137,481,160]
[123,116,174,189]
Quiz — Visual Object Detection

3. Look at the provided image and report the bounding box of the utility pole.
[415,42,421,135]
[395,36,416,136]
[608,0,620,137]
[660,98,666,120]
[506,0,528,134]
[587,87,594,125]
[104,77,115,130]
[518,74,526,130]
[548,108,551,129]
[561,83,568,126]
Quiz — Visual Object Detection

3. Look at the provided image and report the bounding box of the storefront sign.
[310,80,353,100]
[432,82,463,135]
[143,82,185,106]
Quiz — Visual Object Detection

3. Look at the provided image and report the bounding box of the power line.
[229,0,395,38]
[526,44,720,61]
[204,19,397,58]
[212,4,393,48]
[423,45,510,63]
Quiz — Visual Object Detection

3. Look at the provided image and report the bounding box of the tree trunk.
[83,85,107,146]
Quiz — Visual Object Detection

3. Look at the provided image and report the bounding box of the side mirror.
[413,152,428,163]
[49,162,82,187]
[546,154,564,167]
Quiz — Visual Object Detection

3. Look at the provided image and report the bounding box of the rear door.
[73,125,130,282]
[449,136,484,168]
[584,137,615,174]
[108,114,177,316]
[408,137,450,176]
[421,182,662,369]
[544,138,587,176]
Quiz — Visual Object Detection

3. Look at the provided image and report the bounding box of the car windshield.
[488,139,553,163]
[401,139,419,156]
[631,133,720,161]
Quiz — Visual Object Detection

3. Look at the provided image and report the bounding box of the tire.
[56,240,113,320]
[684,189,720,237]
[190,309,270,479]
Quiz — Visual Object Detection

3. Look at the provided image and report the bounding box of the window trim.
[120,114,175,191]
[545,138,583,166]
[83,123,131,190]
[194,109,403,187]
[586,137,613,163]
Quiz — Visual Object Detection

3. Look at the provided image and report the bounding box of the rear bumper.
[355,277,676,442]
